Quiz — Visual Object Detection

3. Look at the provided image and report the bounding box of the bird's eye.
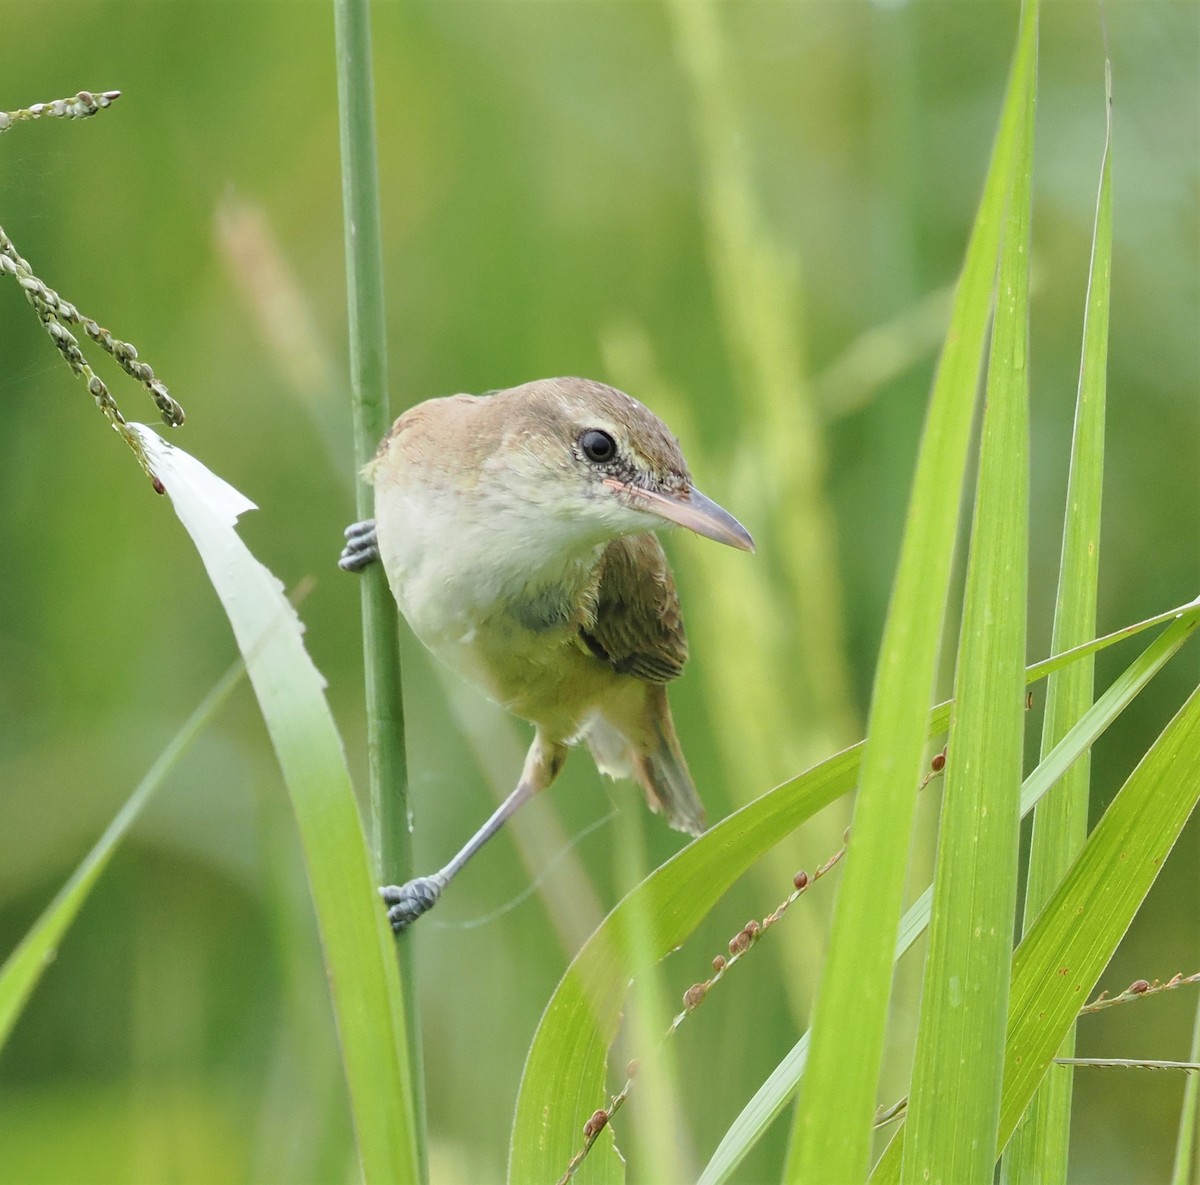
[579,429,616,463]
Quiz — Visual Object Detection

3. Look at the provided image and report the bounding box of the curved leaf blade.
[871,678,1200,1181]
[701,610,1199,1185]
[131,425,420,1185]
[786,5,1039,1179]
[508,744,864,1184]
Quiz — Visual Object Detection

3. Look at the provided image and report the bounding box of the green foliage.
[1172,1001,1200,1183]
[597,606,1200,1185]
[333,0,425,1171]
[1,5,1197,1184]
[510,740,864,1183]
[128,428,420,1183]
[1002,56,1114,1185]
[789,6,1038,1180]
[902,5,1036,1177]
[873,676,1200,1181]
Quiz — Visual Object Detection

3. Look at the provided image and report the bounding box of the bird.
[339,376,754,930]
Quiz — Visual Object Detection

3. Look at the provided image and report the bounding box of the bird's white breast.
[373,474,604,722]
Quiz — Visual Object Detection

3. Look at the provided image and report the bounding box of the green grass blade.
[1003,58,1113,1185]
[508,744,865,1184]
[871,672,1200,1182]
[995,681,1200,1151]
[511,600,1200,1185]
[785,6,1037,1179]
[506,595,1199,1185]
[1029,599,1200,679]
[901,4,1036,1179]
[0,660,245,1051]
[1171,996,1200,1184]
[130,425,420,1184]
[700,611,1198,1185]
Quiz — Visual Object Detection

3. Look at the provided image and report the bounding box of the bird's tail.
[586,685,706,837]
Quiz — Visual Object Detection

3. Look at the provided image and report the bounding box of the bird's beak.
[603,478,755,553]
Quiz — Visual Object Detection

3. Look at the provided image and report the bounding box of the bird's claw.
[380,876,444,931]
[339,519,379,572]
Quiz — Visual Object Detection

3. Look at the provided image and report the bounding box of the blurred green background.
[1,2,1196,1182]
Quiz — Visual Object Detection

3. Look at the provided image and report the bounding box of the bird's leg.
[381,734,568,931]
[339,519,379,572]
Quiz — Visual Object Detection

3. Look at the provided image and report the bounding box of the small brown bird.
[340,377,753,929]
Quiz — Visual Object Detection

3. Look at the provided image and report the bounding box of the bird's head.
[492,377,755,554]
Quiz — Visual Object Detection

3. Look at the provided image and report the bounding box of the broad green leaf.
[511,599,1200,1185]
[508,596,1200,1185]
[0,662,245,1051]
[872,677,1200,1181]
[130,425,420,1185]
[508,744,864,1185]
[901,3,1037,1179]
[1003,58,1113,1185]
[785,4,1038,1179]
[700,610,1200,1185]
[998,683,1200,1148]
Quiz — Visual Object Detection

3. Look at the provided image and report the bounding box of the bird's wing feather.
[579,534,688,684]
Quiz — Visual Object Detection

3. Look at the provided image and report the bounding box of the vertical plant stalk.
[332,0,426,1175]
[332,0,408,880]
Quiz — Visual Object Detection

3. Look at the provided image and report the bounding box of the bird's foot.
[380,875,445,931]
[339,519,379,572]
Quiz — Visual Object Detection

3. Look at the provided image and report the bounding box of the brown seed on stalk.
[151,476,165,496]
[730,920,761,956]
[793,870,809,890]
[684,982,708,1010]
[931,751,946,773]
[1128,979,1151,994]
[712,955,726,973]
[584,1109,608,1138]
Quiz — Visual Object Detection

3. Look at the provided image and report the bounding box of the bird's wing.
[579,533,688,684]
